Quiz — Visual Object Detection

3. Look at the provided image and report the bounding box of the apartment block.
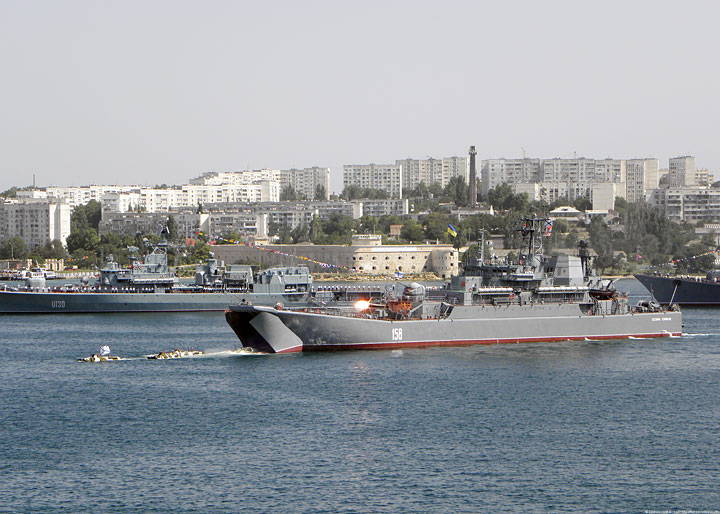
[696,169,714,187]
[395,156,468,191]
[343,164,403,198]
[279,167,330,200]
[513,182,623,210]
[481,158,541,196]
[190,167,330,201]
[625,158,659,203]
[647,187,720,222]
[668,156,696,187]
[0,199,71,248]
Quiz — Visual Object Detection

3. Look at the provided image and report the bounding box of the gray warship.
[0,230,381,314]
[635,271,720,306]
[226,217,682,353]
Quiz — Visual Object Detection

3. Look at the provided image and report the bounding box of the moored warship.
[226,217,682,353]
[635,271,720,306]
[0,229,382,314]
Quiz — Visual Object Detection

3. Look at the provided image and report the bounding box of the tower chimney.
[468,146,477,207]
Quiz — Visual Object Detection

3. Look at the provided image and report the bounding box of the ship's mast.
[516,216,548,267]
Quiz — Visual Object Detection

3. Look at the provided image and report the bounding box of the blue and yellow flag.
[447,224,458,237]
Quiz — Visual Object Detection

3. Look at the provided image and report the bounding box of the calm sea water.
[1,278,718,513]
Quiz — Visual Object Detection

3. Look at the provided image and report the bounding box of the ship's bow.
[225,306,304,353]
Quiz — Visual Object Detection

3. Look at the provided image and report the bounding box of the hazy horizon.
[1,0,718,194]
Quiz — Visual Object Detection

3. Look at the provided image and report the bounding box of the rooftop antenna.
[33,173,36,188]
[522,147,526,160]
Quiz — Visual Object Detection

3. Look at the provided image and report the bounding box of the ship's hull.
[0,290,312,314]
[225,304,683,353]
[635,274,720,306]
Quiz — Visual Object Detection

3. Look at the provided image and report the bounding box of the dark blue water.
[1,279,719,513]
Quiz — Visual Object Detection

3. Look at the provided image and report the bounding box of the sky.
[1,0,718,194]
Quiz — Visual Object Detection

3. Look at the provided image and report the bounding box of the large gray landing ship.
[226,217,682,353]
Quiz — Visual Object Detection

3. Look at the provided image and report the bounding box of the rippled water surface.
[1,279,718,513]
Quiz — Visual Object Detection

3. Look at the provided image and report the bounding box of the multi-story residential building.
[668,156,696,187]
[625,158,659,203]
[647,187,720,222]
[0,199,71,248]
[696,168,714,187]
[98,212,172,238]
[396,157,468,191]
[182,182,279,207]
[481,158,541,196]
[190,168,330,201]
[442,156,469,187]
[540,158,624,183]
[278,167,330,200]
[45,185,139,208]
[396,158,442,191]
[513,182,623,210]
[189,169,279,185]
[343,164,403,198]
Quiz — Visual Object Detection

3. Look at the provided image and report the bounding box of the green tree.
[40,240,68,260]
[0,236,27,259]
[422,213,451,241]
[66,228,99,253]
[573,197,592,211]
[310,215,324,243]
[0,187,20,198]
[444,176,468,206]
[280,185,298,201]
[71,200,102,231]
[290,224,309,244]
[314,184,327,201]
[587,218,614,272]
[166,215,178,242]
[400,220,424,242]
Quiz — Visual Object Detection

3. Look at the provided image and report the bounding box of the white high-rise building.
[668,156,696,187]
[441,156,469,187]
[343,164,403,198]
[279,167,330,200]
[396,156,469,190]
[396,158,442,190]
[481,158,541,196]
[0,199,71,248]
[625,159,659,203]
[189,168,328,201]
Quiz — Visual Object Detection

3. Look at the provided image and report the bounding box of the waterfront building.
[0,198,71,248]
[211,236,459,278]
[343,164,403,198]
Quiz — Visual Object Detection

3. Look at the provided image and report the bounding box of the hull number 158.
[392,328,403,341]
